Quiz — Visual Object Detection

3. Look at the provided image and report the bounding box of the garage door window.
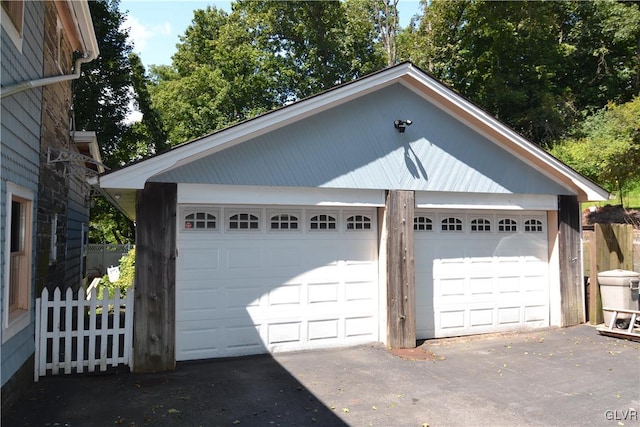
[441,217,463,232]
[498,218,517,232]
[309,214,337,230]
[414,216,433,231]
[470,218,491,232]
[270,213,299,230]
[184,212,217,230]
[346,215,371,230]
[228,212,260,230]
[524,219,543,232]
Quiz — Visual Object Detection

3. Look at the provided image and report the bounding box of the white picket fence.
[34,287,134,381]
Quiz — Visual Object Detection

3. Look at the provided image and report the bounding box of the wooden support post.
[386,190,416,348]
[558,195,583,327]
[133,182,177,373]
[588,231,604,325]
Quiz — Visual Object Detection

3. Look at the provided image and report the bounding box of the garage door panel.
[469,308,494,327]
[266,247,302,268]
[438,310,465,330]
[177,206,378,361]
[497,307,522,324]
[416,209,550,339]
[345,316,376,337]
[226,247,263,269]
[308,283,339,304]
[267,284,303,306]
[179,248,220,272]
[525,305,547,322]
[267,322,302,344]
[177,323,220,349]
[308,319,340,340]
[345,281,375,302]
[469,277,493,296]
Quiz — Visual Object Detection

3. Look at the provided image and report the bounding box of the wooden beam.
[588,230,604,325]
[558,195,584,327]
[386,190,416,348]
[133,182,177,372]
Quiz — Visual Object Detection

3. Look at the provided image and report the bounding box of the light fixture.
[394,119,413,133]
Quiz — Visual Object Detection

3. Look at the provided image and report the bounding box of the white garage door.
[415,210,549,339]
[176,205,379,361]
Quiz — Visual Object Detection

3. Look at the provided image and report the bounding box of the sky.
[120,0,423,69]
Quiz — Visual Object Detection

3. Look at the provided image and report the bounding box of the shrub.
[98,248,135,298]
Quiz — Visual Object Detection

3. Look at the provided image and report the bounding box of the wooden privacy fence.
[583,223,639,325]
[35,287,134,381]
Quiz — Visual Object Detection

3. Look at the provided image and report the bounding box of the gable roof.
[91,62,609,219]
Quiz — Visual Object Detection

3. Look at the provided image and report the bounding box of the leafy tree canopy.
[549,98,640,206]
[399,0,640,146]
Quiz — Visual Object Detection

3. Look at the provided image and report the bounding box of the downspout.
[0,52,97,99]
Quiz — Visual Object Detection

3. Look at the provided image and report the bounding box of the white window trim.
[180,206,219,232]
[308,211,339,232]
[267,209,302,232]
[498,217,519,233]
[524,218,545,233]
[470,217,492,233]
[225,208,262,232]
[440,216,464,232]
[1,1,24,52]
[344,213,373,231]
[414,215,434,231]
[3,182,33,343]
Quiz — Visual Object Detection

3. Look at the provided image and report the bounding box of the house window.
[228,213,260,230]
[184,212,217,230]
[1,0,24,50]
[498,218,517,232]
[309,214,336,230]
[441,217,463,232]
[270,213,299,230]
[524,219,543,233]
[346,215,371,230]
[4,183,33,342]
[470,218,491,232]
[414,216,433,231]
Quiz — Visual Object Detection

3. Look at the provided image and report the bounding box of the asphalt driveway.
[3,324,639,426]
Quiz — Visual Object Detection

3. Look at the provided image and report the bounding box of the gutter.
[1,54,97,99]
[0,1,99,99]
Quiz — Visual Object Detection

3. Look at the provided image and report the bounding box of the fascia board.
[98,65,410,190]
[69,1,100,57]
[402,66,610,201]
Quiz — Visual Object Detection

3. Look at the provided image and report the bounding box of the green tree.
[403,0,573,146]
[549,98,640,206]
[150,0,386,146]
[560,1,640,113]
[399,0,640,146]
[74,0,165,243]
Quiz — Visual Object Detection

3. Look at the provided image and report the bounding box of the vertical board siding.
[134,183,177,372]
[34,287,134,381]
[558,195,583,327]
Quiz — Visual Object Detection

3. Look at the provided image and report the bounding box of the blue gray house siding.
[1,1,45,392]
[153,84,571,196]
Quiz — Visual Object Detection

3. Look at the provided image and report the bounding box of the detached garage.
[91,62,609,372]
